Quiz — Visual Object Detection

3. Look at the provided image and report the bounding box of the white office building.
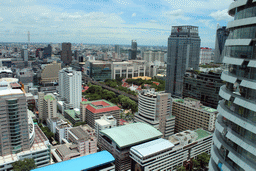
[95,115,117,141]
[130,129,212,171]
[58,68,82,109]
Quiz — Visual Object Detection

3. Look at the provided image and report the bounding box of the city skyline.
[1,0,233,47]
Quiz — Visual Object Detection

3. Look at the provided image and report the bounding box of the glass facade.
[166,26,201,97]
[89,63,111,82]
[210,1,256,171]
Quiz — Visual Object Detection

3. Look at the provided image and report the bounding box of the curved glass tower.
[209,1,256,171]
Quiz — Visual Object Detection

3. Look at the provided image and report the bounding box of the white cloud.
[164,0,233,11]
[209,9,233,21]
[163,9,190,21]
[132,13,136,17]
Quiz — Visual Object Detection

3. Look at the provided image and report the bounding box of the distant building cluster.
[1,1,254,170]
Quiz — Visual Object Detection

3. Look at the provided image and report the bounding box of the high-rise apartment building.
[210,1,256,170]
[166,26,201,97]
[0,88,30,156]
[38,92,57,121]
[172,98,218,133]
[0,80,50,170]
[43,94,57,120]
[130,40,137,60]
[214,25,229,64]
[115,45,120,58]
[61,43,72,65]
[135,89,175,138]
[58,67,82,109]
[200,47,213,64]
[143,50,165,63]
[21,49,28,62]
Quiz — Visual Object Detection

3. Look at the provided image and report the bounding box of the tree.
[176,166,186,171]
[74,122,86,127]
[192,159,200,170]
[12,158,36,171]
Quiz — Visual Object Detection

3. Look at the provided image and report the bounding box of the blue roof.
[32,151,115,171]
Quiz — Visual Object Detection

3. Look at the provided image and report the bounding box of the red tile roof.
[91,101,110,107]
[153,82,160,86]
[86,105,120,114]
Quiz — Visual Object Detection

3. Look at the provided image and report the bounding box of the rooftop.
[32,151,115,171]
[81,100,120,114]
[44,94,55,101]
[64,110,80,121]
[69,127,89,141]
[195,129,211,140]
[173,98,217,113]
[100,122,162,149]
[130,138,174,158]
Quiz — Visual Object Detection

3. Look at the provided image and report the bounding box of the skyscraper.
[61,43,72,65]
[209,1,256,171]
[115,45,120,58]
[166,26,201,97]
[43,44,52,58]
[58,67,82,109]
[214,25,229,64]
[130,40,137,60]
[0,88,30,156]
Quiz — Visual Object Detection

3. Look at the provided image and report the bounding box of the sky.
[0,0,234,47]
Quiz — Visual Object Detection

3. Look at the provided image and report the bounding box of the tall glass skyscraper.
[214,25,229,64]
[209,1,256,170]
[165,26,201,97]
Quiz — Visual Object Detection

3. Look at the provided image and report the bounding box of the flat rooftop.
[130,138,174,158]
[100,122,162,149]
[44,94,55,101]
[64,110,80,121]
[32,151,115,171]
[69,127,89,141]
[195,129,211,140]
[173,98,217,113]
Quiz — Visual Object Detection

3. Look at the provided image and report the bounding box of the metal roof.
[130,138,174,158]
[32,151,114,171]
[100,122,162,149]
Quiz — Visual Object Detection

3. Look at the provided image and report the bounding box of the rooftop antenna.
[28,31,30,45]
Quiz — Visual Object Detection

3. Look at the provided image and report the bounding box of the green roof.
[100,122,162,149]
[44,95,55,101]
[64,110,80,121]
[195,129,211,140]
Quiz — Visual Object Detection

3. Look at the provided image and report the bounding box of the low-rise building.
[68,125,97,156]
[99,122,162,171]
[80,100,120,128]
[130,129,212,171]
[172,98,218,133]
[95,115,117,141]
[51,125,97,162]
[64,109,80,125]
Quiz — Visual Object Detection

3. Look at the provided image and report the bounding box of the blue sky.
[0,0,233,47]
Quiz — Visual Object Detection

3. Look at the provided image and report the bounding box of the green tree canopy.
[12,158,36,171]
